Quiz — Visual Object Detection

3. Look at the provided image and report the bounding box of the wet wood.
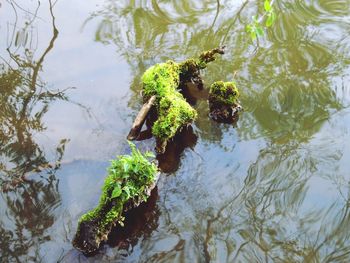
[127,95,156,140]
[209,103,243,124]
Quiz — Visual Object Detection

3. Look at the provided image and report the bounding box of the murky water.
[1,0,350,262]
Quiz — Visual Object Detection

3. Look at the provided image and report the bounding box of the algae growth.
[73,142,158,253]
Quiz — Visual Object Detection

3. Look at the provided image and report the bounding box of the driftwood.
[127,95,156,140]
[106,186,159,250]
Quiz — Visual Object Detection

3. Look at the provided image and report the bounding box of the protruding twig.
[127,95,156,140]
[198,46,225,65]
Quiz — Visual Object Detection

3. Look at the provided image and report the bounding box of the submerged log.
[128,47,225,153]
[72,142,158,254]
[208,81,243,123]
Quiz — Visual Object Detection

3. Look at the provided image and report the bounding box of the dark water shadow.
[156,126,198,173]
[71,188,160,259]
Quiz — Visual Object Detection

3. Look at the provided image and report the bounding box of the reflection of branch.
[203,186,245,262]
[30,0,58,91]
[20,0,58,123]
[6,0,43,22]
[222,0,249,43]
[209,0,220,30]
[1,0,62,187]
[7,0,40,56]
[313,199,350,259]
[7,0,18,48]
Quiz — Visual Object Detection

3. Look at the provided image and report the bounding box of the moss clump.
[142,60,197,150]
[152,94,197,141]
[73,142,158,253]
[208,81,242,124]
[209,81,240,106]
[142,61,181,100]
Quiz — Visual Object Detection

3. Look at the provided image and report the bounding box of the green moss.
[209,81,240,106]
[78,142,158,233]
[142,60,180,100]
[142,60,197,144]
[152,94,197,141]
[179,58,203,72]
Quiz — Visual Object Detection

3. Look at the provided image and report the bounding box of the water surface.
[1,0,350,262]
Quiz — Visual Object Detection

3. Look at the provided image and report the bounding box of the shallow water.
[1,0,350,262]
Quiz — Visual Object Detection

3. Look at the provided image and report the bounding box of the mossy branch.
[72,142,158,254]
[198,46,225,67]
[128,47,225,152]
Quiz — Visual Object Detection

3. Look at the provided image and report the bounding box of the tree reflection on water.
[0,0,68,188]
[0,1,68,262]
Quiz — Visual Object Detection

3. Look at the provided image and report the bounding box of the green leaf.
[123,187,131,199]
[132,163,140,173]
[267,11,276,27]
[127,140,136,152]
[255,26,264,36]
[111,184,122,198]
[264,0,271,12]
[266,13,273,27]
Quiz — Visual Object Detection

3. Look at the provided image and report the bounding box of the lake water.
[1,0,350,262]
